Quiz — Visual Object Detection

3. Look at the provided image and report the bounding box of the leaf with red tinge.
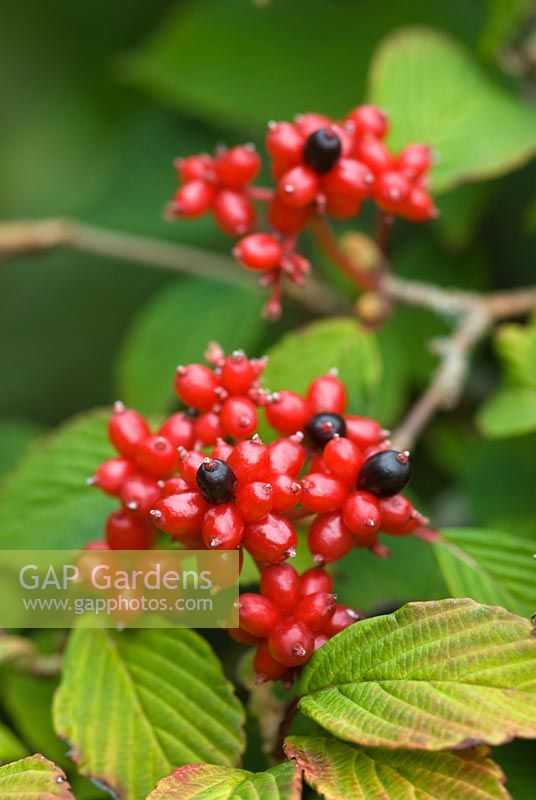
[0,754,74,798]
[297,598,536,750]
[285,735,510,800]
[147,760,302,799]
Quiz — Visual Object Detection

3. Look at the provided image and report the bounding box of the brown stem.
[271,696,298,762]
[310,217,382,290]
[374,212,394,256]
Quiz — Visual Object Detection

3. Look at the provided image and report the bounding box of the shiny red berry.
[158,412,195,449]
[151,492,208,537]
[268,436,306,476]
[374,171,410,213]
[265,391,310,436]
[202,503,244,549]
[171,180,215,216]
[322,604,360,637]
[396,144,432,179]
[323,436,363,485]
[402,186,437,222]
[266,122,304,163]
[91,458,136,496]
[346,105,388,139]
[322,159,374,203]
[175,364,220,411]
[306,373,347,415]
[235,481,273,523]
[215,145,261,189]
[300,567,333,596]
[220,396,258,440]
[271,473,301,512]
[135,435,177,478]
[278,165,319,207]
[220,351,258,394]
[120,474,162,516]
[254,640,288,680]
[379,494,414,534]
[239,593,280,637]
[213,189,255,236]
[269,619,314,667]
[243,513,297,564]
[193,412,224,446]
[227,437,271,483]
[108,404,151,459]
[301,473,348,513]
[355,136,392,174]
[234,233,282,271]
[160,477,189,497]
[268,196,313,235]
[342,490,381,536]
[178,449,206,487]
[294,591,336,631]
[260,564,301,612]
[345,416,386,450]
[308,512,355,564]
[175,154,213,183]
[106,510,153,550]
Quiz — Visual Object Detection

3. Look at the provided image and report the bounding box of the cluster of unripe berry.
[87,346,428,678]
[169,104,437,316]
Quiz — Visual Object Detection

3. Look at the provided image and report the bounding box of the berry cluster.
[168,105,437,316]
[87,346,429,680]
[230,564,360,683]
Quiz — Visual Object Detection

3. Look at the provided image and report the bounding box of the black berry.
[306,413,347,449]
[357,450,411,497]
[303,128,342,174]
[196,458,237,505]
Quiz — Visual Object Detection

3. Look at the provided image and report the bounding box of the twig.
[271,696,298,763]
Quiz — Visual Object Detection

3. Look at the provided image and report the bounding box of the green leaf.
[53,627,245,800]
[147,760,301,800]
[478,387,536,438]
[0,419,43,483]
[285,735,510,800]
[494,317,536,389]
[0,755,73,798]
[260,318,381,439]
[116,277,265,413]
[297,598,536,750]
[368,27,536,193]
[0,410,115,549]
[434,528,535,617]
[0,721,27,763]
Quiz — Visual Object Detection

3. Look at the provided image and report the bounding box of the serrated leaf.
[434,528,536,617]
[115,277,265,413]
[260,318,381,439]
[53,627,245,800]
[477,387,536,438]
[147,760,301,800]
[0,755,73,798]
[0,418,43,483]
[0,410,115,549]
[297,598,536,750]
[368,27,536,193]
[285,735,510,800]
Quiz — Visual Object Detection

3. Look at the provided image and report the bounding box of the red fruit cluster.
[150,435,304,564]
[230,564,360,682]
[168,104,437,317]
[169,145,260,236]
[175,344,267,444]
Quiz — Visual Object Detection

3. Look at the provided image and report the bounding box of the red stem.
[311,217,380,291]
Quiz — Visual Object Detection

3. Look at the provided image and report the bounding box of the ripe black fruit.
[306,412,347,449]
[196,458,237,504]
[303,128,342,174]
[357,450,411,497]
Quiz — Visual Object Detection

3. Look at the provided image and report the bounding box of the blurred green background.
[0,2,535,795]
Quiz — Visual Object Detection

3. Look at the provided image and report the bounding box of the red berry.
[160,477,189,497]
[301,473,348,513]
[215,145,261,189]
[266,121,304,163]
[227,437,271,483]
[345,416,386,450]
[295,113,332,137]
[175,364,220,411]
[268,196,313,235]
[158,413,195,450]
[374,170,410,213]
[342,491,381,536]
[271,473,302,512]
[395,144,432,179]
[135,435,177,478]
[171,180,215,216]
[106,511,153,550]
[265,391,309,436]
[346,105,388,139]
[314,633,329,651]
[268,436,306,476]
[254,640,288,680]
[322,604,360,637]
[213,189,255,236]
[294,591,336,632]
[278,165,319,207]
[402,186,437,222]
[108,404,151,459]
[235,481,273,523]
[324,194,362,220]
[234,233,282,271]
[379,494,415,534]
[151,492,208,537]
[83,540,110,551]
[220,351,258,395]
[322,159,374,203]
[355,136,392,175]
[308,512,355,564]
[92,458,136,496]
[194,412,224,446]
[178,449,206,487]
[175,154,213,183]
[306,373,347,416]
[243,513,297,564]
[323,437,363,485]
[228,626,259,646]
[300,567,333,596]
[260,564,301,612]
[211,439,234,461]
[239,593,280,637]
[220,396,258,440]
[120,474,162,516]
[202,503,244,549]
[269,619,314,667]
